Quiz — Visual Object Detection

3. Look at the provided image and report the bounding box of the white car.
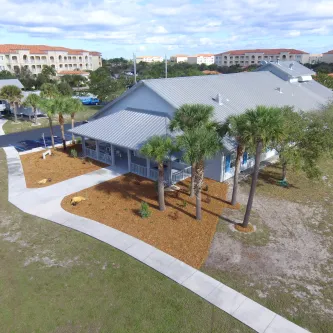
[0,100,6,112]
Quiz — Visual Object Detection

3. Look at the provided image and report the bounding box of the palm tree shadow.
[220,216,239,225]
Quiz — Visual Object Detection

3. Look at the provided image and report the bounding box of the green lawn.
[2,105,102,134]
[0,149,252,333]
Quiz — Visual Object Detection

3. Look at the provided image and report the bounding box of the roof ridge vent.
[276,87,283,94]
[214,93,223,105]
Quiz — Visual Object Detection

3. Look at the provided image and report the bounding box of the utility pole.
[165,54,168,79]
[133,53,137,83]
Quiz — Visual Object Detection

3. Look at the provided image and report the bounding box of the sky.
[0,0,333,59]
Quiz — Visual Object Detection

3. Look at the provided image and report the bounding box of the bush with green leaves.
[140,201,151,218]
[70,149,78,158]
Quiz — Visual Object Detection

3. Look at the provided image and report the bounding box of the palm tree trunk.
[59,113,66,151]
[48,117,55,149]
[242,140,263,228]
[13,102,18,123]
[158,163,166,211]
[34,107,37,124]
[282,161,287,182]
[231,145,244,206]
[71,114,75,144]
[195,161,204,220]
[190,163,195,197]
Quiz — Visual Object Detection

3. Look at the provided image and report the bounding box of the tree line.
[140,102,333,229]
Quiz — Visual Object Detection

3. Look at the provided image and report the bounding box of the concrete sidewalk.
[3,146,310,333]
[0,117,7,135]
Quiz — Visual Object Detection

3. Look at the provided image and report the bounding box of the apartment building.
[170,54,188,63]
[323,50,333,64]
[187,54,215,65]
[214,49,309,67]
[0,44,102,75]
[136,56,164,63]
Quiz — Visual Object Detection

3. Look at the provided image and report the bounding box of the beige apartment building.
[170,54,188,63]
[136,56,164,63]
[0,44,102,74]
[323,50,333,64]
[214,49,310,67]
[187,54,215,65]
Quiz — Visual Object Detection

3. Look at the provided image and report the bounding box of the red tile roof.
[195,54,214,57]
[57,70,89,75]
[215,48,308,56]
[324,50,333,54]
[202,70,221,75]
[0,44,101,56]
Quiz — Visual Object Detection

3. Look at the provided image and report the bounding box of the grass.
[0,149,253,333]
[2,105,102,134]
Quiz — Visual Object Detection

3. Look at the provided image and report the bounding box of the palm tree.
[0,85,24,123]
[24,93,41,125]
[140,136,175,211]
[169,104,215,197]
[177,125,222,220]
[38,98,59,149]
[57,97,72,151]
[241,106,283,228]
[221,113,251,206]
[40,83,59,99]
[67,98,84,143]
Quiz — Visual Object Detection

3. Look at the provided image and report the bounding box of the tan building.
[0,44,102,75]
[323,50,333,64]
[136,56,163,63]
[187,54,214,65]
[214,49,309,67]
[170,54,188,63]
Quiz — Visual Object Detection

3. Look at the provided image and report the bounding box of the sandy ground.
[62,174,231,268]
[20,144,106,188]
[204,180,333,323]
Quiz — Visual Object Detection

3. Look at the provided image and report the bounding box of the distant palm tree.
[140,136,175,211]
[57,98,72,151]
[38,98,59,149]
[0,85,24,123]
[40,83,59,99]
[177,125,222,220]
[241,106,283,228]
[67,98,84,143]
[24,93,41,125]
[169,104,215,197]
[220,113,251,206]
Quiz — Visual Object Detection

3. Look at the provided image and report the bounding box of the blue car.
[79,97,100,105]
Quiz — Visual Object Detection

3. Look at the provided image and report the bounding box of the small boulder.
[37,178,52,185]
[71,196,86,206]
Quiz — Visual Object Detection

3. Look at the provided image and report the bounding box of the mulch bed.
[61,174,233,268]
[20,144,107,188]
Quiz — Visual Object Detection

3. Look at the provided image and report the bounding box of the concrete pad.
[182,271,221,298]
[233,298,276,333]
[162,259,197,284]
[108,232,139,251]
[265,315,310,333]
[205,283,247,315]
[126,240,156,261]
[144,249,177,273]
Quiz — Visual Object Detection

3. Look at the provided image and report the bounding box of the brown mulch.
[234,223,255,233]
[20,144,107,188]
[61,174,233,268]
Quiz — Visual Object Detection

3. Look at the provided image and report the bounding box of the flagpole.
[133,53,137,83]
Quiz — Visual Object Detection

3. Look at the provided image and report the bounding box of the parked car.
[0,100,7,112]
[79,97,100,105]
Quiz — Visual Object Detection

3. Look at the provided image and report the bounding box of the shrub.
[70,149,78,158]
[76,137,82,144]
[182,200,187,207]
[140,201,151,218]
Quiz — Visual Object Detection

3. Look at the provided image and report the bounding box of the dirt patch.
[61,174,231,268]
[20,144,107,188]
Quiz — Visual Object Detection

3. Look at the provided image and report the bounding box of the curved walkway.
[0,117,7,135]
[3,146,309,333]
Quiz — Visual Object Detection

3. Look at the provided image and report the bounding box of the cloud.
[0,0,332,56]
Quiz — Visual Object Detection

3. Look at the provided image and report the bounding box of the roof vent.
[276,58,280,65]
[261,60,268,65]
[214,93,223,105]
[289,63,294,70]
[276,87,283,94]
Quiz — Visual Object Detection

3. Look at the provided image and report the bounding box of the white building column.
[81,137,86,156]
[127,149,132,172]
[111,144,115,166]
[96,140,99,160]
[146,158,150,178]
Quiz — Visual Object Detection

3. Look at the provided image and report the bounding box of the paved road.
[0,123,76,151]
